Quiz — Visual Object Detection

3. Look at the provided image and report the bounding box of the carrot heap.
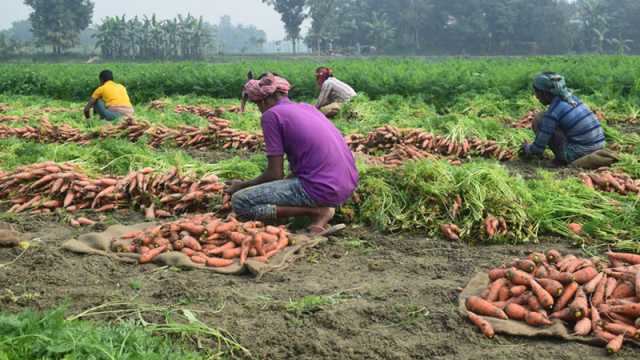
[0,112,264,152]
[511,110,538,129]
[466,249,640,354]
[0,162,224,217]
[580,169,640,196]
[113,213,290,267]
[345,125,516,161]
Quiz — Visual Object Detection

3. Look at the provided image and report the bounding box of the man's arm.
[316,82,332,109]
[525,115,559,155]
[83,97,97,119]
[225,156,284,195]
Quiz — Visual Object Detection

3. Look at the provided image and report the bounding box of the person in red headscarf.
[315,67,357,118]
[225,73,359,236]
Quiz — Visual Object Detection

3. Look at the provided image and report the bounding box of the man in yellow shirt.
[83,70,134,121]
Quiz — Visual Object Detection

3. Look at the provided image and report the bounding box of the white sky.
[1,0,286,40]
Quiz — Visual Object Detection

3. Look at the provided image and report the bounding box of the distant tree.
[24,0,94,54]
[262,0,306,54]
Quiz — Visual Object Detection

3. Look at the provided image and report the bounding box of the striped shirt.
[316,77,357,108]
[527,96,605,160]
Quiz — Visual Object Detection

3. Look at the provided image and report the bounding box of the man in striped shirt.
[522,72,605,165]
[315,67,357,118]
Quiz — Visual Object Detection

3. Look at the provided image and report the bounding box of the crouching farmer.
[225,73,359,235]
[521,72,605,166]
[84,70,134,121]
[315,67,357,118]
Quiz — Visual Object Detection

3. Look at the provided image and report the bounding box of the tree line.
[264,0,640,55]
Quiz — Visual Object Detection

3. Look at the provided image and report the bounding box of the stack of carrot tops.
[466,249,640,354]
[112,214,290,268]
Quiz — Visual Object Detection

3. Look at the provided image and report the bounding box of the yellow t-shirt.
[91,81,133,108]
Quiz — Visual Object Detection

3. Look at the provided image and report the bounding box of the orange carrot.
[498,286,510,302]
[605,277,618,299]
[182,235,202,251]
[510,286,527,297]
[180,223,205,236]
[228,231,248,245]
[488,268,508,281]
[554,282,578,312]
[506,268,532,286]
[265,225,281,235]
[486,278,508,302]
[139,245,167,264]
[546,267,574,285]
[546,249,562,264]
[206,257,234,268]
[583,272,605,294]
[572,267,598,284]
[466,311,494,339]
[222,247,243,259]
[536,279,564,298]
[530,279,554,309]
[595,328,617,342]
[569,287,588,319]
[592,275,608,307]
[190,255,206,264]
[528,295,542,312]
[76,217,95,226]
[215,221,237,233]
[603,322,638,339]
[550,308,574,322]
[504,303,528,321]
[591,305,601,331]
[515,259,536,273]
[607,251,640,265]
[173,240,184,251]
[253,233,265,256]
[533,265,548,279]
[240,239,251,265]
[181,248,194,257]
[609,303,640,317]
[465,296,508,319]
[607,334,624,354]
[611,282,635,299]
[573,318,591,336]
[528,252,547,265]
[525,312,552,327]
[567,223,582,235]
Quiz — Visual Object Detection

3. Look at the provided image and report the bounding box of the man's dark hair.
[99,70,114,83]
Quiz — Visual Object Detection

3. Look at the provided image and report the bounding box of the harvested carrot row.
[464,249,640,354]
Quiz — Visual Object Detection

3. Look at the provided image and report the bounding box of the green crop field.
[1,56,640,359]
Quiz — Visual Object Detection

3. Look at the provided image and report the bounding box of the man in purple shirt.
[225,73,359,235]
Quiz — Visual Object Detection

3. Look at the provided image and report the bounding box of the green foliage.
[1,56,639,108]
[0,308,208,359]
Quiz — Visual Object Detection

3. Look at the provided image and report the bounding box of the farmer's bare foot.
[309,207,335,234]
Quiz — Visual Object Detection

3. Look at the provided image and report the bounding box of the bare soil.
[0,215,637,360]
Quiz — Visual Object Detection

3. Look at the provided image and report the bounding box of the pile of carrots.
[511,111,538,129]
[580,169,639,196]
[113,213,290,267]
[0,113,264,152]
[465,249,640,354]
[345,126,515,162]
[0,162,224,217]
[441,214,510,241]
[174,104,241,118]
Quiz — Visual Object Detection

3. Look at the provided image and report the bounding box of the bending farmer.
[315,67,357,118]
[226,73,359,235]
[84,70,134,121]
[521,72,605,165]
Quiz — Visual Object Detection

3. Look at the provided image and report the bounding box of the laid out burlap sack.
[63,222,324,277]
[458,273,639,346]
[570,149,620,170]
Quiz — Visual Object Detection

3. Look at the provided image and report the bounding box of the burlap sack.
[570,149,620,170]
[458,273,639,346]
[63,222,324,277]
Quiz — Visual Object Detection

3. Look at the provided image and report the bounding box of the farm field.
[1,56,640,359]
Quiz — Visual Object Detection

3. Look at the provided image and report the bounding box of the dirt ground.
[0,216,637,360]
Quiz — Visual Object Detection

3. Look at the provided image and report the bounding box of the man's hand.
[224,180,246,196]
[84,107,91,119]
[519,142,531,158]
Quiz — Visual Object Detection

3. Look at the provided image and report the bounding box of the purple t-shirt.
[261,98,359,206]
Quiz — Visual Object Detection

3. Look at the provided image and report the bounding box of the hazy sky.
[1,0,286,40]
